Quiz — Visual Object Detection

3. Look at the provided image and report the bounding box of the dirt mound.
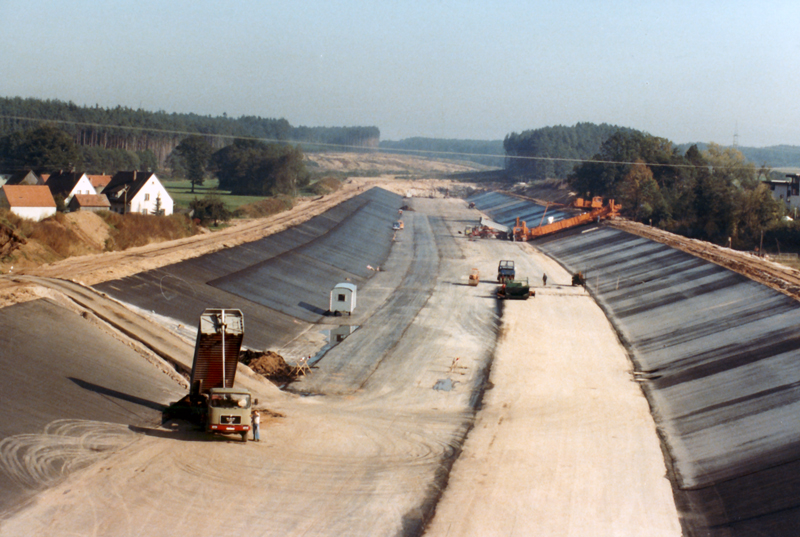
[64,211,110,250]
[0,223,26,257]
[240,349,301,384]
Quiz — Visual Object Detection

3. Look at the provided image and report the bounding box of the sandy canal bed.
[426,267,681,536]
[0,180,680,536]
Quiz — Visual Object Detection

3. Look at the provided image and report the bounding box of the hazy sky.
[1,0,799,147]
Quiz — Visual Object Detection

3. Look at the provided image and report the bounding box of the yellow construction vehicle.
[468,268,480,286]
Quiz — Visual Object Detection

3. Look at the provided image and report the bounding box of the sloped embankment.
[95,187,403,351]
[538,226,800,536]
[473,191,800,537]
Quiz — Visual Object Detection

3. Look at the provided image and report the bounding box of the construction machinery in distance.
[465,217,510,240]
[497,260,515,283]
[468,268,480,286]
[513,197,621,241]
[497,278,533,300]
[163,308,253,442]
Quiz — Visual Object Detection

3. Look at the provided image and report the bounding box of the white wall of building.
[129,175,174,215]
[767,182,800,212]
[10,206,56,221]
[65,175,97,204]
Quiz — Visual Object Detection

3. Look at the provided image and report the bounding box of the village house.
[0,185,57,221]
[87,174,113,193]
[68,193,111,213]
[103,171,173,215]
[764,174,800,215]
[3,170,44,186]
[46,171,97,205]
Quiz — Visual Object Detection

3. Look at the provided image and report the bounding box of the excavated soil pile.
[240,349,300,384]
[0,223,25,257]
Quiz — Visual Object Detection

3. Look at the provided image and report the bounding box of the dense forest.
[0,97,379,172]
[676,142,800,170]
[379,137,504,168]
[504,123,638,180]
[0,125,310,202]
[566,129,795,250]
[505,124,800,180]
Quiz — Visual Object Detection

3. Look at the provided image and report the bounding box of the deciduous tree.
[619,160,664,221]
[174,135,212,193]
[15,125,82,171]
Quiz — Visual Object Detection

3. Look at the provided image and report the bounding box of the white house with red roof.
[104,171,173,215]
[87,174,113,193]
[46,171,97,205]
[0,185,57,221]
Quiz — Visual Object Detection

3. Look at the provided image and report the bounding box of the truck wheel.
[241,432,248,442]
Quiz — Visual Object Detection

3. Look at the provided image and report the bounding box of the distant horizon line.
[0,95,796,151]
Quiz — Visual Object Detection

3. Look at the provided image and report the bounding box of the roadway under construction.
[471,190,800,536]
[0,185,798,536]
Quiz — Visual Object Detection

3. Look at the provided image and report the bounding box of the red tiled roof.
[72,194,110,208]
[2,185,56,208]
[88,175,112,189]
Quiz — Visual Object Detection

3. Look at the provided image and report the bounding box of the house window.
[144,193,150,201]
[142,209,148,215]
[338,294,346,302]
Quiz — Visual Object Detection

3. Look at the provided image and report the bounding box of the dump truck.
[164,308,253,442]
[497,278,532,300]
[497,260,515,282]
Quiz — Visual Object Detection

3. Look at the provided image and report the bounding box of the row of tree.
[504,123,636,180]
[0,97,380,169]
[675,142,800,170]
[566,129,783,249]
[0,124,156,174]
[175,135,309,196]
[0,125,310,201]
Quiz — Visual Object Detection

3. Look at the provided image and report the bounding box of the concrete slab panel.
[96,188,403,350]
[475,193,800,536]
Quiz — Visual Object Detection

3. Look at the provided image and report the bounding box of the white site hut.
[329,282,357,315]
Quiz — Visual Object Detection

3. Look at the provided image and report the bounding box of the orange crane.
[513,197,621,241]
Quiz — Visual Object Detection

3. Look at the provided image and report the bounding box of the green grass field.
[162,178,268,212]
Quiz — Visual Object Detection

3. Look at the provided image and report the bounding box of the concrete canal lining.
[95,187,404,351]
[474,192,800,536]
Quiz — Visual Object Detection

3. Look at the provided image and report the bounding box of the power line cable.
[0,114,754,171]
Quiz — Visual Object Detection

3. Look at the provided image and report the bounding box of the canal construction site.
[1,175,799,536]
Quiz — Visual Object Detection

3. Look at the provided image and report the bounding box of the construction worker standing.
[543,273,548,286]
[252,410,261,442]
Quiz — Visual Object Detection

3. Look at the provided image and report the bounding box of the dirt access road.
[0,168,679,535]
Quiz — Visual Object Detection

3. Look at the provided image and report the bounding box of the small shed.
[69,194,111,213]
[329,283,357,315]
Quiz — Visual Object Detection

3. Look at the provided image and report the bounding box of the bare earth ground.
[306,151,487,176]
[426,256,681,536]
[5,154,773,535]
[0,188,682,536]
